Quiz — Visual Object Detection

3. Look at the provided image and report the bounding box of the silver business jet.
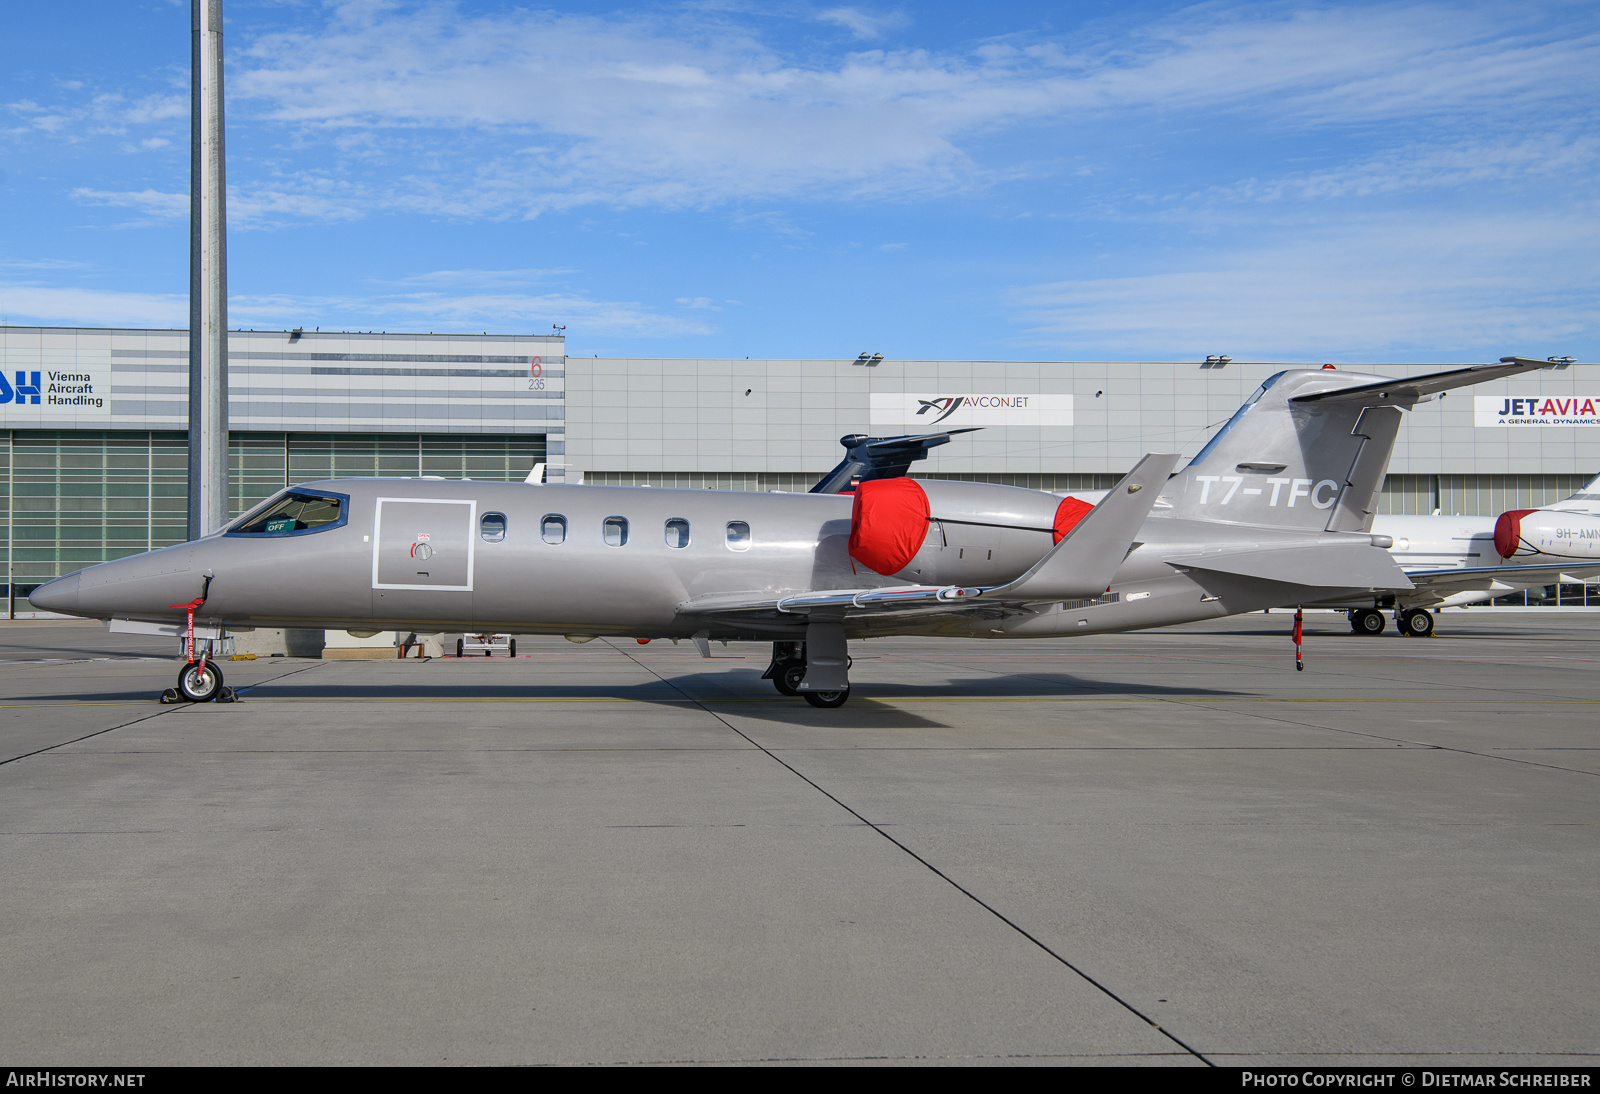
[30,357,1559,706]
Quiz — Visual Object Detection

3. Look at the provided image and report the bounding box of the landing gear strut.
[166,585,232,702]
[763,641,805,695]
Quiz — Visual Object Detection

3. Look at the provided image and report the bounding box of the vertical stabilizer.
[1161,357,1557,534]
[1162,369,1406,533]
[1543,470,1600,515]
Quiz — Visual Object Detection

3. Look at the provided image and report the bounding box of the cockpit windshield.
[228,490,347,536]
[1185,371,1287,468]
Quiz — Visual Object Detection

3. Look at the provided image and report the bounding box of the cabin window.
[726,521,751,551]
[541,514,567,544]
[604,516,629,547]
[480,512,506,542]
[227,490,348,536]
[664,518,690,548]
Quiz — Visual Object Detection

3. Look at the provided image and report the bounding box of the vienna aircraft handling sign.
[1476,395,1600,427]
[870,393,1073,428]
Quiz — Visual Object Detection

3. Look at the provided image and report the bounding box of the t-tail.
[1163,358,1556,533]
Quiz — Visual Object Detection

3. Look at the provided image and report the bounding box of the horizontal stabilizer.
[1169,544,1414,591]
[1290,357,1552,406]
[980,453,1179,601]
[809,429,981,494]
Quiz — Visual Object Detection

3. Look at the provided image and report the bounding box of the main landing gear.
[1346,608,1434,637]
[1397,608,1435,638]
[1348,608,1387,636]
[762,624,853,707]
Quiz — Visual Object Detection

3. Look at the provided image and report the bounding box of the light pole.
[189,0,228,539]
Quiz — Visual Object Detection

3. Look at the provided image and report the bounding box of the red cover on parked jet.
[1494,509,1536,559]
[849,479,931,576]
[1053,496,1094,544]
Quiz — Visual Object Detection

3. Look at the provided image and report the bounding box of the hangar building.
[2,325,1596,611]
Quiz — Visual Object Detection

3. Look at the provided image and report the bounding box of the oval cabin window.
[664,518,690,548]
[604,516,629,547]
[726,521,751,551]
[541,514,567,544]
[481,512,506,542]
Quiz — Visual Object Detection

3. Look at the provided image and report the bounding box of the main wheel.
[177,660,224,702]
[1351,609,1386,635]
[773,662,805,696]
[1400,609,1435,637]
[456,638,464,658]
[509,639,517,657]
[803,689,850,708]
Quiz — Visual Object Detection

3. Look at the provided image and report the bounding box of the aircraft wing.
[1403,561,1600,592]
[677,583,988,620]
[1289,356,1551,405]
[680,453,1178,621]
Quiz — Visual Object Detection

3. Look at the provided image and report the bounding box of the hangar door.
[373,498,476,591]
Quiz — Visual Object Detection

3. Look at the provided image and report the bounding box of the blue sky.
[3,0,1597,361]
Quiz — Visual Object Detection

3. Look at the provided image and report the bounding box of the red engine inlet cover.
[1494,509,1537,559]
[1053,496,1095,543]
[849,479,931,576]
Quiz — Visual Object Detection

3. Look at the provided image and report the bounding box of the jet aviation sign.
[1476,395,1600,427]
[869,393,1073,427]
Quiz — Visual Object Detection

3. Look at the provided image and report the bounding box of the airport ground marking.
[5,694,1600,709]
[0,660,328,768]
[599,638,1218,1067]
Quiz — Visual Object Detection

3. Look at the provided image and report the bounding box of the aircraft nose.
[29,571,81,614]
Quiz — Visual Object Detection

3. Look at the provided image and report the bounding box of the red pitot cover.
[849,479,932,576]
[1053,496,1095,544]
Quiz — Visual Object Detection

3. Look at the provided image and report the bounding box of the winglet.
[524,462,546,485]
[981,453,1179,601]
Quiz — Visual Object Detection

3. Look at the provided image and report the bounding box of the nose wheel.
[176,660,225,702]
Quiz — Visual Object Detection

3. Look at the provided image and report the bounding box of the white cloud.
[71,188,188,218]
[6,91,184,142]
[816,8,909,40]
[0,271,704,339]
[1207,133,1600,204]
[1009,213,1600,359]
[229,278,712,338]
[221,1,1599,218]
[70,184,369,228]
[0,285,186,327]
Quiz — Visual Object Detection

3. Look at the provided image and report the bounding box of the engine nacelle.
[848,478,1097,585]
[1494,508,1600,561]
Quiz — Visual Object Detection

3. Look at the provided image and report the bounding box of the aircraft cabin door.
[372,497,476,626]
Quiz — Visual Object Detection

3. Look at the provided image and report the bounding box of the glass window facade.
[4,431,544,599]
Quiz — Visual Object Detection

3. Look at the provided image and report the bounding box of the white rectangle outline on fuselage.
[372,497,477,592]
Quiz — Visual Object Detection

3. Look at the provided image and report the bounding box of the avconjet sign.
[869,393,1073,427]
[1475,395,1600,426]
